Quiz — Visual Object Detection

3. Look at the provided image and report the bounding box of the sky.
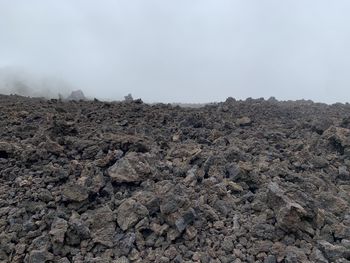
[1,0,350,103]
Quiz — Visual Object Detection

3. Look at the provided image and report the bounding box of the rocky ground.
[0,94,350,263]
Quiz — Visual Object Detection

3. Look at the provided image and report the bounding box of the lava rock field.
[0,94,350,263]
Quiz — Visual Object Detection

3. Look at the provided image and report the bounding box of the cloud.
[0,66,73,98]
[1,0,350,103]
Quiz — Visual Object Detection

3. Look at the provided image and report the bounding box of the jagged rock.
[318,240,350,261]
[27,249,54,263]
[284,246,309,262]
[221,236,234,252]
[334,223,350,239]
[341,239,350,249]
[51,119,78,136]
[225,180,243,193]
[114,256,130,263]
[95,149,123,167]
[49,218,68,244]
[0,141,15,158]
[107,152,152,183]
[310,248,329,263]
[116,198,149,231]
[57,258,70,263]
[236,117,252,126]
[167,143,201,159]
[132,191,159,215]
[267,182,308,232]
[174,208,197,232]
[317,192,349,216]
[167,228,181,241]
[27,234,48,250]
[66,215,90,246]
[89,206,115,247]
[200,204,220,221]
[61,183,89,202]
[323,126,350,154]
[311,156,329,168]
[339,166,350,180]
[38,189,54,202]
[115,233,136,256]
[264,255,277,263]
[78,165,105,194]
[160,193,186,215]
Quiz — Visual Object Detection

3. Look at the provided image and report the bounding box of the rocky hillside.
[0,94,349,263]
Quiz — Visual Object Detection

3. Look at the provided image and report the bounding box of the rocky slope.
[0,94,349,263]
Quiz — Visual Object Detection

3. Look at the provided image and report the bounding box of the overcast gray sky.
[1,0,350,103]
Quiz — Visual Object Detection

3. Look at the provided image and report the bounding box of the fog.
[1,0,350,103]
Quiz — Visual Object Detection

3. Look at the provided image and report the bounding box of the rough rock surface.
[0,94,350,262]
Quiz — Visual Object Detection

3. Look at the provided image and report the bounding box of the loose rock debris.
[0,94,349,262]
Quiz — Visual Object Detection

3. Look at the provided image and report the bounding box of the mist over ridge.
[0,66,75,99]
[1,0,350,103]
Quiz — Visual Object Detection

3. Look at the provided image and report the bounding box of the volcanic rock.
[116,198,149,231]
[107,152,152,183]
[1,94,350,262]
[27,249,54,263]
[174,208,196,232]
[318,240,350,261]
[88,206,116,247]
[61,183,89,202]
[267,182,308,232]
[49,218,68,244]
[0,141,15,159]
[236,116,252,126]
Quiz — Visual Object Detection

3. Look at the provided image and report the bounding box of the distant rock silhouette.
[67,90,86,101]
[124,93,133,102]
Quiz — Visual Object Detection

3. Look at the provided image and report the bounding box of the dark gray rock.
[160,194,186,215]
[27,249,54,263]
[116,198,149,231]
[107,152,152,183]
[236,117,252,126]
[133,191,160,215]
[115,232,136,256]
[264,255,277,263]
[318,240,350,261]
[89,206,116,247]
[339,166,350,180]
[0,141,16,158]
[49,218,68,244]
[175,208,197,232]
[267,182,308,232]
[221,236,234,252]
[62,183,89,202]
[66,215,90,246]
